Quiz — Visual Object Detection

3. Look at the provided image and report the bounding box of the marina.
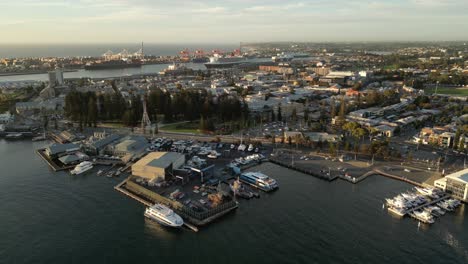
[33,129,466,232]
[385,187,460,224]
[2,140,468,264]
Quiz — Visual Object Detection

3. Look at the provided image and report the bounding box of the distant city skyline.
[1,0,467,43]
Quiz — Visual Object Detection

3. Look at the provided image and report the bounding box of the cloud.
[0,0,467,43]
[193,6,228,14]
[244,2,306,12]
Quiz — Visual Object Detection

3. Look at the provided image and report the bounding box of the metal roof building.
[45,143,80,158]
[132,152,185,181]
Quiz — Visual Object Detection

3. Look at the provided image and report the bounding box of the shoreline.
[0,69,78,77]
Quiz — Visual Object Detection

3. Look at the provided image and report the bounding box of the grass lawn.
[383,64,399,70]
[97,122,126,128]
[424,87,468,96]
[160,121,203,134]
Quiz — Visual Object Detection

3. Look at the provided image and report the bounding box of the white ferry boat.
[70,161,93,175]
[144,204,184,227]
[239,172,278,192]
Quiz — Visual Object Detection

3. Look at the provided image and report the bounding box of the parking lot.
[129,136,274,212]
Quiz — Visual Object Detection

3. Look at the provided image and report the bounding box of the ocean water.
[0,63,207,82]
[0,140,467,264]
[0,44,240,58]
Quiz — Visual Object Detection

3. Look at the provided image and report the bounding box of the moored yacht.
[239,172,278,192]
[70,161,93,175]
[144,204,184,227]
[413,210,435,224]
[415,187,436,196]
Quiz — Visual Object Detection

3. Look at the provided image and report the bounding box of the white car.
[207,153,217,159]
[248,144,254,152]
[238,144,246,151]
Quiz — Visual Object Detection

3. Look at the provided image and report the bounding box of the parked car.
[248,144,254,152]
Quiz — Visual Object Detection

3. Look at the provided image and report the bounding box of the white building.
[434,168,468,202]
[48,68,64,87]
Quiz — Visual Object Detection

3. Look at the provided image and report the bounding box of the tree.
[460,136,465,153]
[352,82,362,91]
[407,151,413,162]
[122,110,132,126]
[338,96,346,120]
[199,116,206,131]
[304,108,310,123]
[87,96,97,127]
[329,142,337,157]
[357,93,362,108]
[291,107,297,123]
[330,98,336,118]
[344,141,350,151]
[277,103,283,122]
[454,129,461,149]
[352,128,366,142]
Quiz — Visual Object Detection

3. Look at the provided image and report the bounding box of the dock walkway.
[339,170,375,184]
[374,169,424,187]
[269,159,337,181]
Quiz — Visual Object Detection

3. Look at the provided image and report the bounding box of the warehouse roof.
[46,143,80,155]
[91,134,120,150]
[133,152,184,169]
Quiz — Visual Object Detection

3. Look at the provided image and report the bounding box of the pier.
[339,168,427,187]
[374,169,424,187]
[35,148,74,172]
[114,176,200,232]
[339,170,375,184]
[269,158,338,181]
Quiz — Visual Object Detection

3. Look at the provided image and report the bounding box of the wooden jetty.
[269,158,338,181]
[374,169,425,187]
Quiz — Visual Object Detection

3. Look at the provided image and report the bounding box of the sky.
[0,0,467,44]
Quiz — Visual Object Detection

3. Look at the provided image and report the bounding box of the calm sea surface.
[0,44,240,58]
[0,140,467,264]
[0,43,238,83]
[0,63,207,82]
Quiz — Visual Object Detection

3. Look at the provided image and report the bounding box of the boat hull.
[238,178,278,192]
[71,166,93,175]
[144,212,183,228]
